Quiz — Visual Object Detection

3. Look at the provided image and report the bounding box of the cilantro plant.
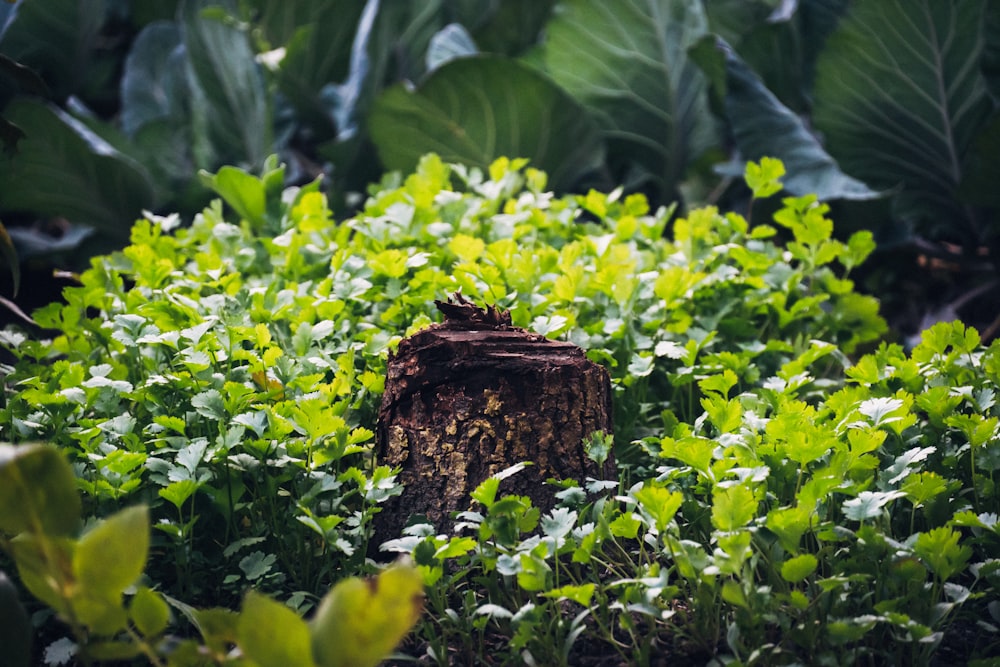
[0,443,422,667]
[2,154,997,664]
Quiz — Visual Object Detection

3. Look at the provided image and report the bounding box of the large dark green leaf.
[255,1,365,136]
[119,21,196,198]
[120,22,186,136]
[0,52,49,97]
[704,0,851,113]
[181,0,271,170]
[813,0,995,238]
[697,37,880,201]
[131,2,180,27]
[957,112,1000,208]
[369,56,604,191]
[319,0,384,143]
[543,0,719,198]
[0,98,154,238]
[465,0,557,57]
[0,0,103,100]
[703,0,776,47]
[370,0,447,84]
[797,0,851,92]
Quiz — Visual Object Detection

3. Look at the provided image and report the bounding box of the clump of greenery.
[0,443,422,667]
[3,155,998,664]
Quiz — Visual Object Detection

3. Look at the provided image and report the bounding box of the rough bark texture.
[375,296,613,543]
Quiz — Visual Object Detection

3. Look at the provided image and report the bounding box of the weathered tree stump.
[374,295,614,543]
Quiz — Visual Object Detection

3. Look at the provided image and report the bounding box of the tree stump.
[374,295,614,543]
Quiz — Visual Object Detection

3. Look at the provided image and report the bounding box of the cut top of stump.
[380,295,588,416]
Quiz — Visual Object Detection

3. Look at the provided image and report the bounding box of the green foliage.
[370,57,605,191]
[0,443,422,666]
[2,0,998,339]
[3,154,1000,663]
[311,562,425,667]
[542,0,718,199]
[0,99,156,240]
[814,0,996,242]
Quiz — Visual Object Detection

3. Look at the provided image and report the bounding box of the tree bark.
[374,295,613,543]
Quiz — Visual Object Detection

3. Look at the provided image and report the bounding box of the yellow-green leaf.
[239,591,316,667]
[780,553,818,583]
[74,505,149,598]
[711,484,757,532]
[311,561,424,667]
[130,587,170,638]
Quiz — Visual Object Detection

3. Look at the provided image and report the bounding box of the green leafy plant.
[2,0,998,339]
[0,442,423,667]
[3,154,999,663]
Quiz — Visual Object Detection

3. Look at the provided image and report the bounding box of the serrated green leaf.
[781,553,818,583]
[842,230,876,271]
[744,157,785,199]
[711,484,757,532]
[634,483,683,533]
[159,480,201,510]
[766,504,812,554]
[433,537,477,560]
[699,369,739,397]
[700,394,743,434]
[857,397,906,428]
[191,389,226,421]
[901,471,950,509]
[914,527,972,581]
[541,507,577,541]
[661,436,716,477]
[471,477,500,508]
[542,583,595,607]
[517,549,552,592]
[608,511,641,540]
[199,166,268,229]
[448,234,486,263]
[239,551,277,581]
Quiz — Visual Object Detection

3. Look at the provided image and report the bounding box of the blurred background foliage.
[0,0,998,340]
